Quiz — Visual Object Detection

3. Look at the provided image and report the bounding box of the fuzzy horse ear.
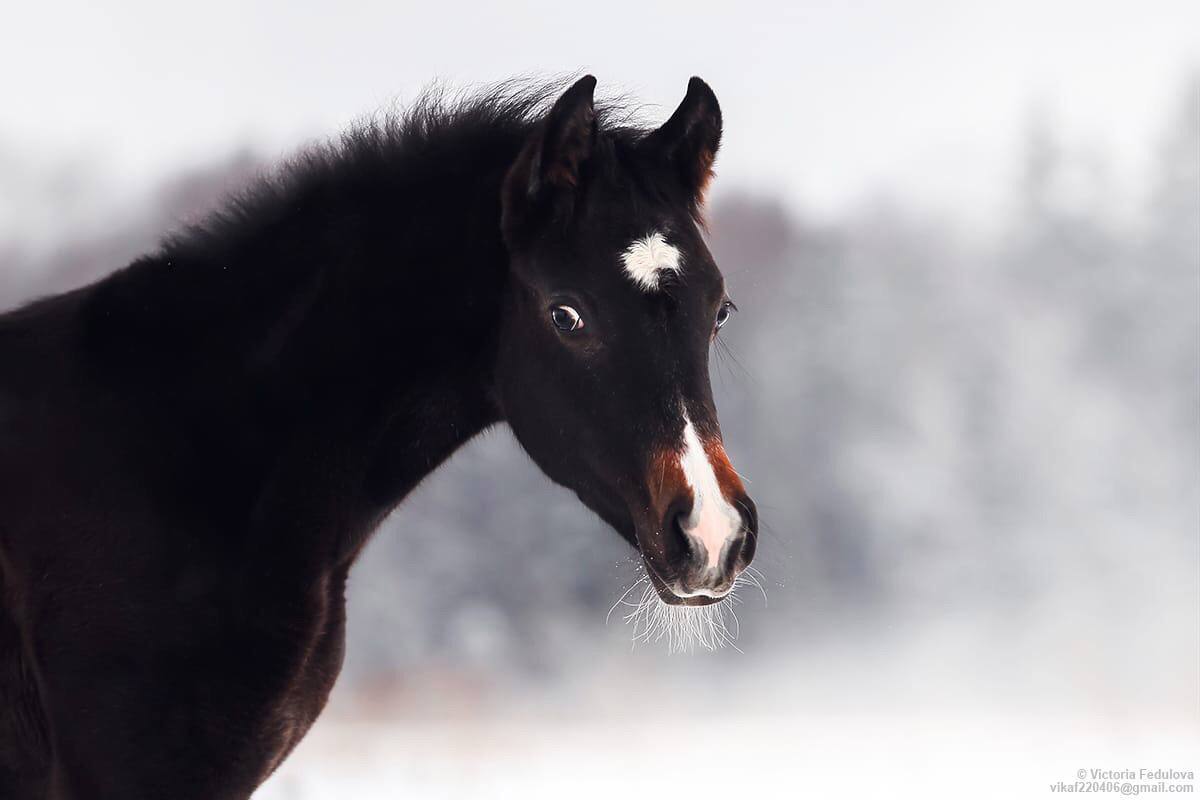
[502,76,597,241]
[532,75,598,193]
[642,77,723,202]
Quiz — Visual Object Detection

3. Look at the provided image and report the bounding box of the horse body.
[0,77,758,797]
[0,109,517,797]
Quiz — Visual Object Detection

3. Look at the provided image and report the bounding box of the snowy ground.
[259,701,1197,799]
[258,618,1199,800]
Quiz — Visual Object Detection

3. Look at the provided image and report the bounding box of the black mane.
[67,81,651,363]
[167,78,645,264]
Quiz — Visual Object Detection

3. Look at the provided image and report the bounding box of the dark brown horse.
[0,76,757,798]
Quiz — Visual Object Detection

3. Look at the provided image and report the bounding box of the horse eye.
[550,305,584,332]
[715,300,737,331]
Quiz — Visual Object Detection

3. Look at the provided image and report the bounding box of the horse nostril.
[661,497,695,562]
[733,495,758,565]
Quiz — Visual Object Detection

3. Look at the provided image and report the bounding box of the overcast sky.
[2,0,1197,236]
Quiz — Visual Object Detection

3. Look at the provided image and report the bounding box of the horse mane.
[2,79,656,382]
[8,80,635,363]
[162,77,647,260]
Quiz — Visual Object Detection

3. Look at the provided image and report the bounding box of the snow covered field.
[259,615,1199,800]
[260,711,1197,800]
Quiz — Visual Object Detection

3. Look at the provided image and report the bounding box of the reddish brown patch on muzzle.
[702,437,745,503]
[644,434,745,524]
[642,449,688,564]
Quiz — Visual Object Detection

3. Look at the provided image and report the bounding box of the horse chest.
[244,576,350,781]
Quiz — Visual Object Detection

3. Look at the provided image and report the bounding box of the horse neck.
[86,129,523,535]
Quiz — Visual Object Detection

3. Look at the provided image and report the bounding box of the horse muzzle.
[642,492,757,606]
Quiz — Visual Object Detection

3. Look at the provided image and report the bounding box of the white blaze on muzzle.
[677,409,743,570]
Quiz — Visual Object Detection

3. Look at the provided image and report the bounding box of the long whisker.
[607,576,649,625]
[740,568,769,607]
[715,336,756,387]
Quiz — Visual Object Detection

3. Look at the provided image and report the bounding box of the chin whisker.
[618,585,742,654]
[606,576,650,626]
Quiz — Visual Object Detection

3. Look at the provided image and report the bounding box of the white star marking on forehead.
[620,231,682,291]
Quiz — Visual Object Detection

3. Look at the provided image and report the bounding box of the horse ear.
[533,75,598,193]
[643,77,723,201]
[502,76,597,241]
